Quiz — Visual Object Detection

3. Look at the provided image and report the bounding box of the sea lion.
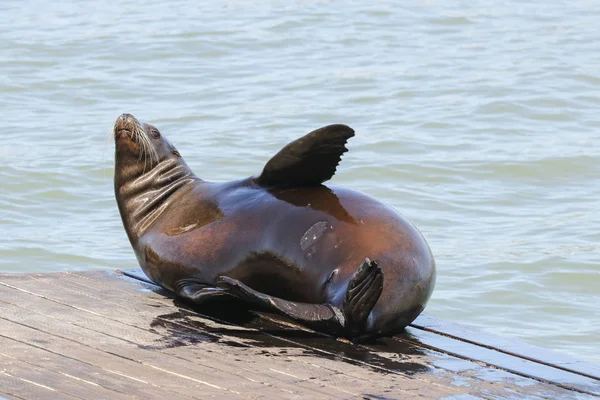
[114,113,436,339]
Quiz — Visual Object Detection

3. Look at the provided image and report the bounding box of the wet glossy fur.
[114,114,436,338]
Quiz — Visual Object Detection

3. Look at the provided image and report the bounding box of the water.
[1,1,599,363]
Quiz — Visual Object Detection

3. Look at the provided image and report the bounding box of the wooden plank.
[0,276,389,398]
[395,327,600,396]
[0,276,354,400]
[75,269,600,399]
[65,270,594,399]
[0,273,464,399]
[0,269,598,400]
[0,313,296,400]
[0,335,180,400]
[0,352,138,400]
[413,314,600,380]
[116,268,600,397]
[0,371,76,400]
[0,392,27,400]
[1,271,488,398]
[0,306,349,398]
[0,320,226,399]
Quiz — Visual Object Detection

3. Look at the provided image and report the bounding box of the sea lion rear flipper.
[256,124,355,187]
[175,278,229,305]
[216,276,346,335]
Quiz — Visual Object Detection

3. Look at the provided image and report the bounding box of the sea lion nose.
[116,113,136,131]
[121,113,133,124]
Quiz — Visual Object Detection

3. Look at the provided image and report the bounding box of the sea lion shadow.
[172,297,326,340]
[149,298,431,376]
[174,296,259,325]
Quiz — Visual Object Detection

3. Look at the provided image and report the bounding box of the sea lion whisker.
[108,124,117,142]
[147,135,159,165]
[142,134,151,174]
[133,128,145,169]
[141,140,148,174]
[103,124,118,180]
[132,124,151,173]
[133,124,159,170]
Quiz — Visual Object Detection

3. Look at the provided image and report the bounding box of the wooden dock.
[0,269,598,399]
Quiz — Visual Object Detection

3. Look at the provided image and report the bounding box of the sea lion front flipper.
[175,278,229,305]
[216,276,346,335]
[256,124,355,188]
[343,258,384,337]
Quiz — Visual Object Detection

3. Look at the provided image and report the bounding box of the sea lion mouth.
[114,114,138,140]
[115,128,132,139]
[113,114,147,144]
[113,113,159,166]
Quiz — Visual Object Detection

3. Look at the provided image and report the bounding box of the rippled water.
[1,1,599,363]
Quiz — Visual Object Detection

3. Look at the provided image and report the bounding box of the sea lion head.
[113,113,182,178]
[113,113,195,244]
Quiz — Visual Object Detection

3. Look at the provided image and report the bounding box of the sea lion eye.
[151,130,161,139]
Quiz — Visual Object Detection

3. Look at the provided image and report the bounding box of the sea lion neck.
[114,156,199,245]
[112,113,204,244]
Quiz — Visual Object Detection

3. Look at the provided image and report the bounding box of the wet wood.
[412,315,600,380]
[0,269,598,400]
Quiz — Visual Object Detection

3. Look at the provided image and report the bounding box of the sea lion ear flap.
[255,124,355,188]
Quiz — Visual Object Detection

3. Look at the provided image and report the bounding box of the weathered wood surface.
[0,269,597,400]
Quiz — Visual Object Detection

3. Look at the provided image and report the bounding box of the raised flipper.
[215,257,384,339]
[256,124,355,188]
[174,277,229,305]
